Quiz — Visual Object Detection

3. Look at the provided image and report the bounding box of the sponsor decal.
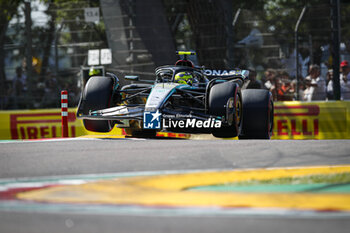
[143,111,222,129]
[143,110,162,129]
[163,118,222,128]
[204,69,241,76]
[10,112,76,139]
[144,112,222,129]
[275,119,319,136]
[273,105,320,137]
[274,105,320,116]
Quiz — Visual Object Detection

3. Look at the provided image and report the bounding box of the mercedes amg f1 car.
[77,51,274,139]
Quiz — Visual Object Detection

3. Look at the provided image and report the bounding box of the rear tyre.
[82,76,115,132]
[238,89,273,139]
[208,81,242,138]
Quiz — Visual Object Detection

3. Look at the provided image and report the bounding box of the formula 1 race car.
[77,51,273,139]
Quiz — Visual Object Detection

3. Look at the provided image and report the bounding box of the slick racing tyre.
[209,81,242,138]
[238,89,273,139]
[82,76,114,132]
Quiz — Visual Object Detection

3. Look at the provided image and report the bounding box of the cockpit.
[155,66,208,87]
[155,51,208,87]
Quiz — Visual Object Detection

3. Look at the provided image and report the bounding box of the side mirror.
[125,75,139,81]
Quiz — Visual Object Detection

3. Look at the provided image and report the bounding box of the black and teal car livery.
[77,51,274,139]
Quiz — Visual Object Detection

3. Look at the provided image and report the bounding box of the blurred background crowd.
[1,0,350,110]
[247,60,350,101]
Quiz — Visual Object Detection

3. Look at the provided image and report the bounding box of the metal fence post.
[295,6,307,101]
[331,0,341,100]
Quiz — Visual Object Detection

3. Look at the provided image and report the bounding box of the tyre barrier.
[0,101,350,140]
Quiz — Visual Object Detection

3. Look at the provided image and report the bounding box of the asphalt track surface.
[1,139,350,233]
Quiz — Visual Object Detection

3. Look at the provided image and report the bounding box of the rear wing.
[204,69,249,80]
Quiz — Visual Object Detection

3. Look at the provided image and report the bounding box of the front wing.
[77,105,223,124]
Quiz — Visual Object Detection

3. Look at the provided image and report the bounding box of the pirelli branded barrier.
[0,101,350,140]
[0,108,122,140]
[271,101,350,139]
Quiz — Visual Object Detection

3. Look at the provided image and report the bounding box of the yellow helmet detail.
[174,72,193,85]
[89,67,101,76]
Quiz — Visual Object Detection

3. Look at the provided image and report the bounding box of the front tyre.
[82,76,115,132]
[208,81,242,138]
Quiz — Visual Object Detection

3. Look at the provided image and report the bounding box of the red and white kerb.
[61,90,68,137]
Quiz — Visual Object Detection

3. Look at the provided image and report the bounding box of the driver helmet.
[174,72,193,85]
[89,67,101,76]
